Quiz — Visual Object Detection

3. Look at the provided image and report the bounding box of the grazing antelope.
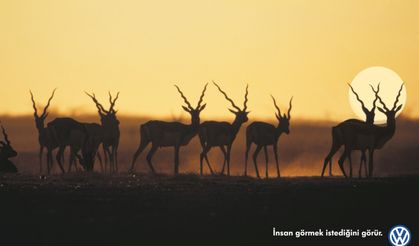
[130,84,207,174]
[244,96,292,178]
[68,123,104,172]
[30,89,61,174]
[47,117,89,173]
[198,82,249,176]
[0,123,18,173]
[322,83,404,178]
[323,83,380,178]
[85,92,120,174]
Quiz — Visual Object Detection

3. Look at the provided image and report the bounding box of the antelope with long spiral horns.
[322,83,380,178]
[85,92,120,174]
[244,96,292,178]
[30,89,62,174]
[0,123,18,173]
[322,83,404,178]
[198,82,249,176]
[130,83,207,175]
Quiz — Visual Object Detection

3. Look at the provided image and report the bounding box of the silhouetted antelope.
[350,83,381,177]
[130,84,207,174]
[0,123,18,173]
[198,82,249,176]
[245,96,292,178]
[30,89,61,174]
[70,123,104,172]
[85,92,120,174]
[47,117,89,173]
[50,119,103,173]
[323,83,380,178]
[322,83,404,178]
[68,123,103,172]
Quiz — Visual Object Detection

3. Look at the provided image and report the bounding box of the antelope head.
[375,83,404,124]
[76,152,95,171]
[0,123,17,158]
[212,81,249,125]
[174,83,207,126]
[74,133,96,172]
[85,91,120,134]
[29,89,56,131]
[271,95,293,134]
[349,83,380,125]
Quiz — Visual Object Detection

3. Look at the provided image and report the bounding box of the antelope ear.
[377,107,386,114]
[199,104,206,111]
[395,104,403,113]
[182,106,191,113]
[228,109,237,114]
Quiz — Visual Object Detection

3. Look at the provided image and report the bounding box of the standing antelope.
[30,89,62,174]
[245,96,292,178]
[349,83,380,178]
[85,92,120,174]
[323,83,380,178]
[322,83,404,178]
[130,83,207,175]
[198,82,249,176]
[0,123,18,173]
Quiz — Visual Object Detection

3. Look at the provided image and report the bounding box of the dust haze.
[3,115,419,177]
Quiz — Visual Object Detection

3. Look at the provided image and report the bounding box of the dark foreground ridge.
[0,174,418,245]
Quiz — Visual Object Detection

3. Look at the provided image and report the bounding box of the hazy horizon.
[2,108,419,123]
[2,114,418,177]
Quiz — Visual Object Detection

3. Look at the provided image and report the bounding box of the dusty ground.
[0,173,418,245]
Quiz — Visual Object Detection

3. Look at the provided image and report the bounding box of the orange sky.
[0,0,418,121]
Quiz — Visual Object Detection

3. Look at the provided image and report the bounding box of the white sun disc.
[349,66,407,124]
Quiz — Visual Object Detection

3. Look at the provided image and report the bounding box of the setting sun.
[349,66,407,124]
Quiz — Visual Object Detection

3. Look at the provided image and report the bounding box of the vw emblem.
[389,225,411,246]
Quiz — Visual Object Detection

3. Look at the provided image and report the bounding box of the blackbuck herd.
[322,83,404,178]
[0,82,404,179]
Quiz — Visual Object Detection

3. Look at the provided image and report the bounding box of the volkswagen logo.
[389,225,411,246]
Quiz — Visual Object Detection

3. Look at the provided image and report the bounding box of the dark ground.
[0,173,418,246]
